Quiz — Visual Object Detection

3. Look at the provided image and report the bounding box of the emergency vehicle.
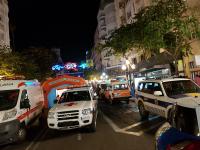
[135,78,200,123]
[0,80,44,144]
[105,80,131,104]
[47,86,98,132]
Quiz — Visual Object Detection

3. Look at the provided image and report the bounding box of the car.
[135,78,200,121]
[104,81,131,104]
[47,86,98,132]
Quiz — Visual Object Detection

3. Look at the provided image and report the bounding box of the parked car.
[135,78,200,121]
[104,81,131,104]
[47,86,98,132]
[0,80,44,145]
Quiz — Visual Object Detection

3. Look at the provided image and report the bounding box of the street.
[1,100,165,150]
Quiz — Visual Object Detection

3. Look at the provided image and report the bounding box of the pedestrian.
[195,75,200,86]
[130,82,135,97]
[56,95,60,104]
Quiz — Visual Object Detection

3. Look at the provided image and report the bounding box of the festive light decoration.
[52,65,64,71]
[64,62,77,71]
[79,63,88,69]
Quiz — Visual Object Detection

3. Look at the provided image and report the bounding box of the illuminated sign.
[64,63,78,71]
[52,65,64,71]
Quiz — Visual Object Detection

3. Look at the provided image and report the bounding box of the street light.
[122,59,136,86]
[122,65,127,71]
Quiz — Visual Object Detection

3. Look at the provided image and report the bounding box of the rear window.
[113,84,128,90]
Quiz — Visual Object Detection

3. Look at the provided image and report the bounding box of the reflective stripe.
[17,102,43,121]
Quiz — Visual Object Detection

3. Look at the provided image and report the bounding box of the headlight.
[3,109,17,121]
[82,108,92,115]
[48,112,55,119]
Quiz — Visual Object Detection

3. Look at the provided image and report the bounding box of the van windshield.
[163,80,200,98]
[59,90,91,103]
[113,84,128,90]
[0,90,19,111]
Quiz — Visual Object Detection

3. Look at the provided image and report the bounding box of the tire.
[138,102,149,120]
[16,125,27,143]
[88,113,97,132]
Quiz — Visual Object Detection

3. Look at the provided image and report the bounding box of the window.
[143,82,154,94]
[59,90,91,103]
[113,84,128,90]
[153,83,162,92]
[138,82,145,91]
[163,80,200,98]
[0,90,19,111]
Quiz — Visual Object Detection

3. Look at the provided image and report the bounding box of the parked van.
[0,80,44,145]
[105,81,131,104]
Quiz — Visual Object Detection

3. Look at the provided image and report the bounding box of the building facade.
[94,0,200,79]
[0,0,9,47]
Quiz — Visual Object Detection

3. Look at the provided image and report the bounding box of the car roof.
[63,86,92,93]
[139,78,191,83]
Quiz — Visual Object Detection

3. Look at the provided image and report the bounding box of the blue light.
[52,65,64,71]
[79,63,88,69]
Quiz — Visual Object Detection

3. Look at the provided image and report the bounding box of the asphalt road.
[1,100,166,150]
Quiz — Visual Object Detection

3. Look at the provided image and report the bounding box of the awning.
[135,52,174,72]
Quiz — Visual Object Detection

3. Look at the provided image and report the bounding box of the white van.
[0,80,44,145]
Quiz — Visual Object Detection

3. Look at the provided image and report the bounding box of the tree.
[22,48,57,81]
[107,0,200,75]
[0,52,38,79]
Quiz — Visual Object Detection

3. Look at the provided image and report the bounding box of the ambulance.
[105,80,131,104]
[0,80,44,145]
[47,85,98,132]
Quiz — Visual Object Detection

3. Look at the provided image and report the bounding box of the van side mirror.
[154,91,163,96]
[21,99,30,109]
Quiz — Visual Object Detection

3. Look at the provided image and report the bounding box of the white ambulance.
[47,86,98,132]
[0,80,44,145]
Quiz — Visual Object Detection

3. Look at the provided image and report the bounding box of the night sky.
[8,0,100,62]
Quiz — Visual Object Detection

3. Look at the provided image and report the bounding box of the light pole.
[122,60,136,86]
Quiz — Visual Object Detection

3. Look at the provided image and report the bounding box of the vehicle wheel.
[17,125,27,142]
[138,102,149,120]
[88,113,97,132]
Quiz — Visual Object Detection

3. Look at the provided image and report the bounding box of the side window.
[138,82,144,91]
[153,83,163,95]
[21,90,28,102]
[153,83,162,91]
[143,82,154,94]
[20,89,30,109]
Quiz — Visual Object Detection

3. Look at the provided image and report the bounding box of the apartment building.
[0,0,10,47]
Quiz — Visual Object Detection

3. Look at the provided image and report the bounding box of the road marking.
[102,113,121,132]
[32,129,48,150]
[102,112,162,137]
[77,133,82,141]
[120,116,160,131]
[25,128,47,150]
